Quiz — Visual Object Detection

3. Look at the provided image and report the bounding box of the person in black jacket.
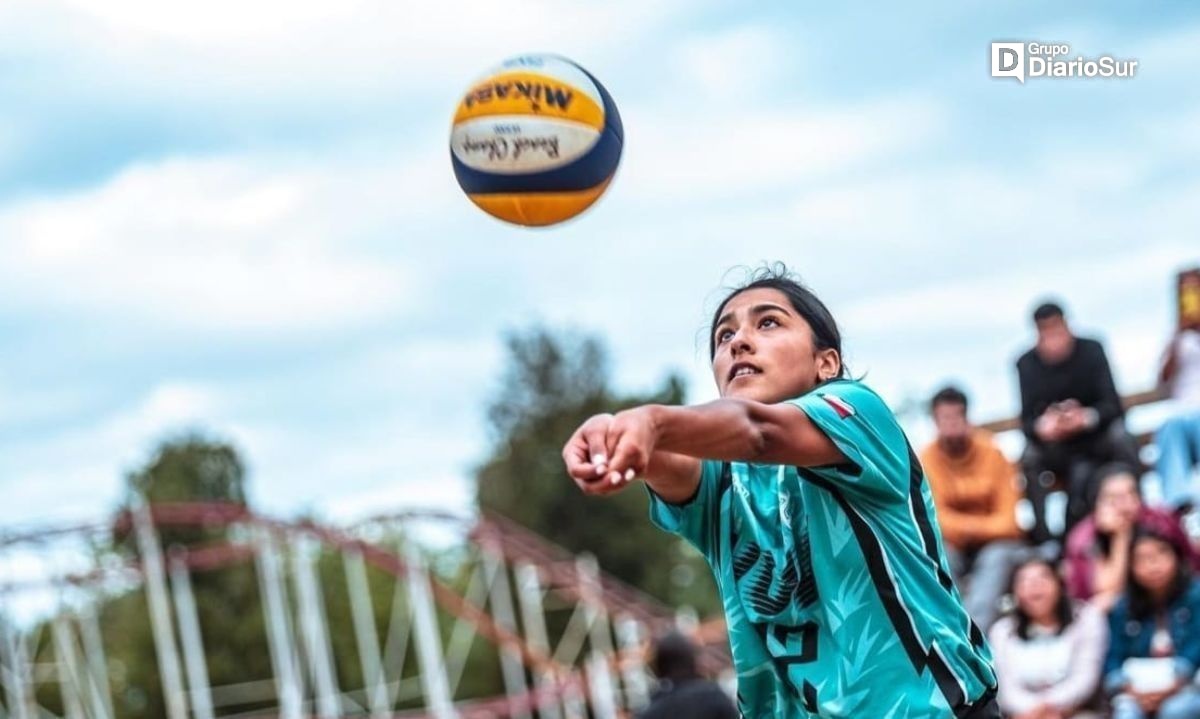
[1018,301,1140,550]
[638,632,737,719]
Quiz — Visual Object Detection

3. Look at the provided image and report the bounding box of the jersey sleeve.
[645,459,723,560]
[785,380,908,502]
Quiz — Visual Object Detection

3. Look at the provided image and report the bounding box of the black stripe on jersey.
[928,645,967,717]
[798,468,926,667]
[905,443,955,591]
[799,467,992,718]
[802,680,818,714]
[713,462,733,564]
[969,620,985,648]
[905,443,988,653]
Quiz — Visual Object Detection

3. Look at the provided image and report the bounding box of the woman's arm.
[1172,583,1200,677]
[1102,601,1132,695]
[1160,334,1181,388]
[639,450,703,504]
[601,400,845,479]
[562,413,702,503]
[1093,528,1132,600]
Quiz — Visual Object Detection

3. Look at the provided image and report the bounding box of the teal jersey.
[647,380,997,718]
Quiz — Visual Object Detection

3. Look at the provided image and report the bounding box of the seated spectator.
[1017,301,1141,549]
[638,632,737,719]
[921,386,1024,629]
[1156,314,1200,512]
[1065,465,1199,611]
[990,556,1106,719]
[1104,524,1200,719]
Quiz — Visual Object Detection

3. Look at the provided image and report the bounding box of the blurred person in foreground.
[1104,523,1200,719]
[989,556,1107,719]
[1157,268,1200,513]
[1017,301,1140,549]
[638,632,737,719]
[921,385,1024,629]
[1065,464,1199,611]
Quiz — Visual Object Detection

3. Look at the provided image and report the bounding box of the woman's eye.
[717,329,733,343]
[760,317,779,329]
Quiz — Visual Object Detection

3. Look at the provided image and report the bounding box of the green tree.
[127,436,247,505]
[475,327,719,614]
[32,435,515,716]
[100,436,274,718]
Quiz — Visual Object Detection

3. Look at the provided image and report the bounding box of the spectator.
[1064,464,1199,611]
[921,386,1024,629]
[1104,524,1200,719]
[1017,301,1141,548]
[1156,309,1200,512]
[638,632,737,719]
[990,556,1106,719]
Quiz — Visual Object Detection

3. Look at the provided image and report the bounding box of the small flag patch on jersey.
[821,394,855,419]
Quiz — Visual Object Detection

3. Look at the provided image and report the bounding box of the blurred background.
[1,1,1198,717]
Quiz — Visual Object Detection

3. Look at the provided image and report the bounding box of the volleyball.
[450,54,623,227]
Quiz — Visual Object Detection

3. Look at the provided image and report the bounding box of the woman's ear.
[815,348,841,381]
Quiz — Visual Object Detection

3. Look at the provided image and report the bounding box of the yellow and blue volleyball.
[450,54,623,227]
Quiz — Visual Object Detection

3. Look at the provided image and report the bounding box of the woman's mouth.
[728,363,762,381]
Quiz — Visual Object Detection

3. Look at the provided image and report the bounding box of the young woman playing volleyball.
[562,265,998,718]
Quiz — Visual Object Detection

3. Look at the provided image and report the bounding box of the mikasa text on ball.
[450,55,623,227]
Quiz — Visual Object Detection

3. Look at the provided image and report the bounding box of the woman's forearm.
[648,401,766,461]
[640,451,702,504]
[646,400,843,467]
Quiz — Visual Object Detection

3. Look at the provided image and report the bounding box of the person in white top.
[989,556,1107,719]
[1157,327,1200,510]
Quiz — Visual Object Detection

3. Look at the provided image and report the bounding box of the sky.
[2,0,1198,540]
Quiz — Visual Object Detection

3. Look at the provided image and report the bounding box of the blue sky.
[2,1,1198,535]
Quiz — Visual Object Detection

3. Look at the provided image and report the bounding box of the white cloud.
[0,154,423,333]
[0,0,698,106]
[1137,25,1200,74]
[321,472,476,525]
[1146,104,1200,157]
[0,382,224,526]
[1,3,1198,544]
[619,96,945,203]
[669,24,795,101]
[838,244,1193,338]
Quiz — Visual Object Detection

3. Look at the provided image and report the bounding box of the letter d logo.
[991,42,1025,83]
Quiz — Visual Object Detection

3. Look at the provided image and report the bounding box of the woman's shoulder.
[796,379,891,415]
[1108,593,1131,619]
[988,614,1018,641]
[1180,578,1200,604]
[1072,600,1107,628]
[1065,517,1098,555]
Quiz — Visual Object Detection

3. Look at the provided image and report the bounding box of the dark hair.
[1090,463,1142,557]
[1127,524,1190,620]
[651,632,699,682]
[708,263,846,379]
[1088,462,1141,511]
[1032,302,1065,323]
[930,386,968,414]
[1008,556,1074,640]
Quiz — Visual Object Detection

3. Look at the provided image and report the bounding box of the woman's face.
[711,288,839,403]
[1013,562,1061,622]
[1093,475,1141,531]
[1132,536,1179,596]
